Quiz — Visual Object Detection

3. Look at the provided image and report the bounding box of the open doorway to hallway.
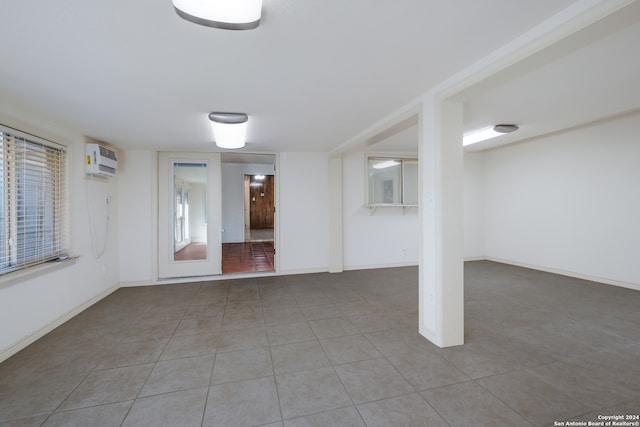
[244,174,274,242]
[221,153,276,274]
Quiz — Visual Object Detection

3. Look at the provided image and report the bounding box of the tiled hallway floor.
[1,262,639,426]
[222,242,275,274]
[245,228,274,242]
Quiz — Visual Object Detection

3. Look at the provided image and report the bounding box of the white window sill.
[0,257,78,290]
[366,204,418,215]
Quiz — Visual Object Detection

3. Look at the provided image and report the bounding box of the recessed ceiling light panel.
[172,0,262,30]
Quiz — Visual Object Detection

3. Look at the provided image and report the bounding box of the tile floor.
[221,242,275,274]
[0,261,639,426]
[245,228,274,242]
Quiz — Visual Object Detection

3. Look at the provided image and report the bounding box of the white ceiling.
[2,1,638,154]
[460,0,640,152]
[369,0,640,154]
[1,0,591,154]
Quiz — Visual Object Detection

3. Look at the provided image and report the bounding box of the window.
[0,125,66,275]
[367,157,418,206]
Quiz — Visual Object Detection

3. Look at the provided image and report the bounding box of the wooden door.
[249,174,274,229]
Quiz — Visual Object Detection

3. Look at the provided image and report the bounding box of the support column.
[328,157,343,273]
[419,96,464,347]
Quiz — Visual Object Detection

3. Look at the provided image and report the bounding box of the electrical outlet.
[428,292,435,306]
[401,249,407,258]
[102,264,108,276]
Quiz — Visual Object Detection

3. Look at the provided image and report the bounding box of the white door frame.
[158,151,222,279]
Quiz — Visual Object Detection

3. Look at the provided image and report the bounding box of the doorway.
[244,174,274,242]
[158,152,222,279]
[221,153,276,274]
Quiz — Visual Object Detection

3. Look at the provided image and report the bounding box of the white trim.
[435,0,636,100]
[343,262,418,271]
[118,280,155,288]
[0,122,67,150]
[0,257,77,289]
[330,106,421,156]
[277,267,328,276]
[273,153,281,274]
[148,270,281,285]
[463,256,485,262]
[329,0,634,158]
[418,325,437,346]
[158,152,222,279]
[328,157,343,273]
[475,257,640,292]
[0,284,119,363]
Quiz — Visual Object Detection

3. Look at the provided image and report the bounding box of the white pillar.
[328,157,343,273]
[419,96,464,347]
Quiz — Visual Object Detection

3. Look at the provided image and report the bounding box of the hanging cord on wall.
[85,174,111,259]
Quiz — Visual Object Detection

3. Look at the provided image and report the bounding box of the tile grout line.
[116,291,191,426]
[257,277,285,425]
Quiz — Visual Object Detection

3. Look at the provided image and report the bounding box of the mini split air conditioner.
[86,143,118,177]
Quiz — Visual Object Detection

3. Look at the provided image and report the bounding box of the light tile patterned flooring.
[1,262,639,426]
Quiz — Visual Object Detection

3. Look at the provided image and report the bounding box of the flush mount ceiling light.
[463,124,519,146]
[209,113,248,149]
[172,0,262,30]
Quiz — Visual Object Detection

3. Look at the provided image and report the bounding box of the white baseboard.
[277,267,329,276]
[119,280,155,288]
[0,284,119,363]
[343,261,418,271]
[153,271,284,285]
[418,325,437,346]
[464,256,485,262]
[479,257,640,292]
[128,270,285,286]
[123,264,420,284]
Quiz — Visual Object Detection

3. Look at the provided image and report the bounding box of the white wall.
[464,152,484,259]
[117,150,154,285]
[278,152,330,273]
[482,112,640,288]
[118,153,330,280]
[221,163,275,243]
[342,152,419,269]
[0,106,120,361]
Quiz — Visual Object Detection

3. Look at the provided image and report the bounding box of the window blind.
[0,127,66,275]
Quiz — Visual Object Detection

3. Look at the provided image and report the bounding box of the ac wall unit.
[86,143,118,177]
